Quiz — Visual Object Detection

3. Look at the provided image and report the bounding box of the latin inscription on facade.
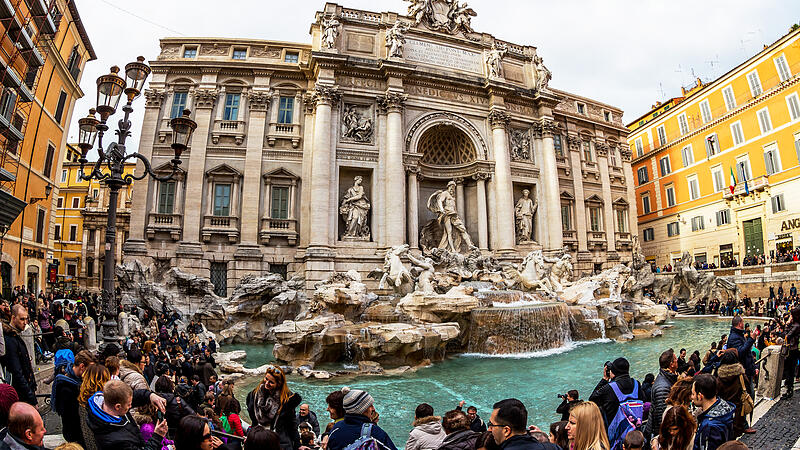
[336,76,387,91]
[406,84,488,105]
[404,39,483,74]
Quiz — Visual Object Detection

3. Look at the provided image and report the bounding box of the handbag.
[781,344,790,358]
[739,375,754,416]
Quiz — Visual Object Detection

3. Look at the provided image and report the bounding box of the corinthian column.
[596,142,616,254]
[488,109,515,252]
[308,86,340,249]
[406,167,419,249]
[378,91,408,247]
[237,91,270,252]
[474,173,489,250]
[538,119,564,251]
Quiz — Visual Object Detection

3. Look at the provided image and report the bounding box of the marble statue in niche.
[427,180,476,252]
[320,16,341,50]
[515,188,537,243]
[340,176,371,239]
[485,43,506,78]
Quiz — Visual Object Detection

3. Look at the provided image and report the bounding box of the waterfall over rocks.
[467,303,571,355]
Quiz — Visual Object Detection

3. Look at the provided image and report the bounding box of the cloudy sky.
[69,0,798,151]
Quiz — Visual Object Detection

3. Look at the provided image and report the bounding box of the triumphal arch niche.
[128,0,633,293]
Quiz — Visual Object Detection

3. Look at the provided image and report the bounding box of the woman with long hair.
[246,365,302,450]
[652,405,696,450]
[566,402,610,450]
[78,364,111,450]
[174,414,223,450]
[665,377,694,409]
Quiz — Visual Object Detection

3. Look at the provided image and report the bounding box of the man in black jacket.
[555,390,580,421]
[297,403,321,437]
[589,357,645,428]
[456,401,487,433]
[0,305,36,405]
[488,398,560,450]
[0,402,47,450]
[53,350,96,444]
[86,379,168,450]
[726,315,756,434]
[643,349,678,439]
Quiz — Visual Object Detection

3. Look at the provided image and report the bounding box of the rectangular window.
[635,138,644,157]
[170,92,187,119]
[772,194,786,213]
[659,156,671,176]
[213,183,231,216]
[757,108,772,134]
[705,133,718,158]
[56,197,63,208]
[604,111,611,122]
[54,91,67,124]
[712,167,724,192]
[609,149,618,167]
[691,216,705,232]
[43,144,55,178]
[88,229,95,242]
[271,186,290,219]
[643,227,654,242]
[577,103,586,115]
[86,259,94,277]
[582,141,592,162]
[561,203,572,230]
[736,156,752,182]
[553,135,563,157]
[616,209,627,233]
[642,194,651,214]
[637,166,648,185]
[681,145,694,167]
[232,48,247,60]
[34,209,44,243]
[210,262,227,297]
[54,224,61,240]
[700,99,712,124]
[0,88,17,120]
[787,93,800,120]
[66,264,76,277]
[795,133,800,164]
[66,45,81,81]
[667,222,680,237]
[678,114,689,135]
[747,71,763,97]
[775,55,791,82]
[75,169,82,183]
[688,176,700,200]
[158,181,176,214]
[183,47,197,58]
[764,143,781,175]
[60,169,67,183]
[92,189,99,198]
[722,86,736,111]
[68,224,77,242]
[589,207,602,232]
[278,96,294,124]
[665,185,676,207]
[71,197,79,208]
[730,121,745,146]
[657,126,667,146]
[716,209,731,226]
[284,52,299,63]
[223,94,240,121]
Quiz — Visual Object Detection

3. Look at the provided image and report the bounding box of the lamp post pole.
[76,58,197,345]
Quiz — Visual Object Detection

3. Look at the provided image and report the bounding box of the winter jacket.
[437,430,480,450]
[0,323,36,405]
[53,364,82,443]
[86,390,164,450]
[498,434,561,450]
[327,414,397,450]
[693,398,735,450]
[714,363,747,438]
[154,391,195,432]
[786,321,800,349]
[406,416,446,450]
[226,413,244,437]
[118,360,149,391]
[246,389,302,450]
[726,327,755,379]
[297,410,321,436]
[556,399,581,421]
[644,369,677,438]
[0,430,46,450]
[589,374,645,428]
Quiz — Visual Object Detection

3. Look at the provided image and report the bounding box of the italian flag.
[729,166,737,194]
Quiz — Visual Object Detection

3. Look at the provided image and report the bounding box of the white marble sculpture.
[407,252,436,294]
[340,176,371,239]
[514,189,537,243]
[485,43,506,78]
[377,244,413,291]
[548,253,574,293]
[534,55,552,92]
[321,16,341,50]
[386,21,410,58]
[341,105,374,142]
[503,250,555,296]
[406,0,476,35]
[427,180,476,253]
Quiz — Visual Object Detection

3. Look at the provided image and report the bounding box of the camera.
[557,394,565,399]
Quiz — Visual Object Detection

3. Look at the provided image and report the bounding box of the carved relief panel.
[510,128,531,161]
[340,103,375,145]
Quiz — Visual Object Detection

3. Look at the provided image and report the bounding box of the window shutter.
[764,152,772,175]
[705,138,712,158]
[772,196,778,213]
[795,138,800,164]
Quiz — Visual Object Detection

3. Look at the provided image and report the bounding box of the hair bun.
[341,386,350,394]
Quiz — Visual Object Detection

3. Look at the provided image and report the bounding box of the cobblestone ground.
[741,393,800,449]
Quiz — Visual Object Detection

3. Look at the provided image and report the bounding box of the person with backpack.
[1,305,37,405]
[326,387,397,450]
[52,350,96,443]
[588,358,645,449]
[221,397,244,437]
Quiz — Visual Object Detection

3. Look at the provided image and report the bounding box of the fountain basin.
[467,303,571,355]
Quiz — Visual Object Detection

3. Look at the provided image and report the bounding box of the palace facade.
[123,1,633,295]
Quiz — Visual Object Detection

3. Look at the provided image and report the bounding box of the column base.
[234,244,264,261]
[176,241,204,258]
[122,239,147,255]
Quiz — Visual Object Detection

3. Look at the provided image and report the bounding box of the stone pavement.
[741,392,800,449]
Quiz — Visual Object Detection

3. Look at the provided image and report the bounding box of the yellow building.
[53,144,134,292]
[0,0,95,296]
[628,27,800,268]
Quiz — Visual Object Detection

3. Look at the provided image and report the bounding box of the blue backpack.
[607,381,644,450]
[50,364,80,416]
[343,423,390,450]
[53,349,74,371]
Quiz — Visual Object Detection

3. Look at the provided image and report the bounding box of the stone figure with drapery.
[427,180,475,253]
[340,176,370,239]
[515,189,537,243]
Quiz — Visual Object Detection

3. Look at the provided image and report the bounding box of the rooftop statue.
[406,0,476,35]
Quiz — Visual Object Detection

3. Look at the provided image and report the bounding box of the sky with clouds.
[69,0,798,152]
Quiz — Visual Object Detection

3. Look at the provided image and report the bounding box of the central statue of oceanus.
[426,180,476,253]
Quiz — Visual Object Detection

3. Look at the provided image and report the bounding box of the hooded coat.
[0,323,36,405]
[715,362,747,438]
[118,360,149,392]
[406,416,446,450]
[693,398,735,450]
[437,429,481,450]
[85,390,164,450]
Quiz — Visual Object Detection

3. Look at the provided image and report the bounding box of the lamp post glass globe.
[124,56,151,102]
[169,109,197,160]
[77,108,99,157]
[96,66,126,121]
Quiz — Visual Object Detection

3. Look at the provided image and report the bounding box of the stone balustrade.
[259,217,298,245]
[267,122,301,147]
[211,119,246,145]
[146,212,183,240]
[202,215,240,243]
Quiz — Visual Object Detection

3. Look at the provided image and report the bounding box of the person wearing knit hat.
[327,387,397,450]
[0,383,19,428]
[589,357,645,429]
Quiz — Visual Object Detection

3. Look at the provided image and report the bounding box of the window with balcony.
[284,52,299,63]
[223,94,240,121]
[678,114,689,135]
[730,121,745,146]
[589,206,602,232]
[634,137,644,157]
[757,107,772,134]
[787,93,800,120]
[764,143,781,175]
[775,54,791,82]
[232,48,247,60]
[667,222,680,237]
[736,156,752,183]
[213,183,231,216]
[659,156,671,176]
[723,86,736,111]
[582,141,593,162]
[553,135,563,157]
[637,166,648,185]
[170,92,187,119]
[642,193,651,214]
[700,99,712,124]
[705,133,718,158]
[183,47,197,58]
[561,202,572,231]
[261,168,299,245]
[271,186,290,219]
[681,144,694,167]
[616,208,628,233]
[747,71,762,97]
[158,181,176,214]
[643,227,654,241]
[278,96,294,124]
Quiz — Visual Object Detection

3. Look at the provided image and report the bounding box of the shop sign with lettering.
[781,218,800,231]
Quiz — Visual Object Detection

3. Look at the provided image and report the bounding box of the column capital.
[538,118,559,137]
[488,109,510,129]
[620,146,632,162]
[311,85,341,106]
[566,135,582,151]
[377,91,407,114]
[303,93,316,114]
[453,176,465,185]
[405,165,424,180]
[144,88,166,108]
[193,89,219,109]
[472,172,491,181]
[249,91,271,111]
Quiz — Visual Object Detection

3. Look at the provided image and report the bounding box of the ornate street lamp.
[78,57,197,346]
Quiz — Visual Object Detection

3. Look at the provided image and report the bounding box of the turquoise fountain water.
[229,319,732,446]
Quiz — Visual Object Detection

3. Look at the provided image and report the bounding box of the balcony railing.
[562,230,576,241]
[615,232,632,247]
[146,213,182,241]
[211,119,246,145]
[267,122,301,148]
[202,215,240,243]
[722,175,769,199]
[259,217,298,246]
[588,231,606,248]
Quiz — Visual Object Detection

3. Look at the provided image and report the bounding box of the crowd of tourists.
[694,284,799,318]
